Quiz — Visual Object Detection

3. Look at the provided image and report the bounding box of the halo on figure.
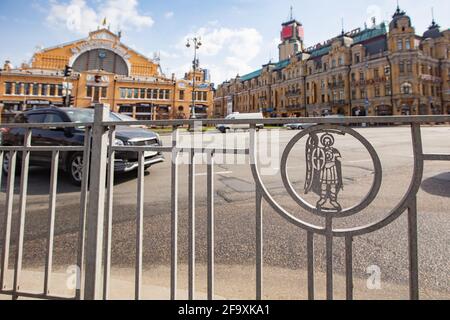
[321,133,335,147]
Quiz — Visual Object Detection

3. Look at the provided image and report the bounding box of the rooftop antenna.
[431,7,435,24]
[290,5,293,20]
[341,17,345,35]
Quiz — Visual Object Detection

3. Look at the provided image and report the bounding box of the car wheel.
[2,151,21,177]
[68,152,84,186]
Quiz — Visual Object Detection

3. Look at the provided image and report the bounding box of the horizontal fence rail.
[0,104,449,300]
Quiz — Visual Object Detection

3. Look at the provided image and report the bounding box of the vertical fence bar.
[44,150,59,295]
[345,236,354,300]
[408,197,419,300]
[103,127,116,300]
[170,127,179,300]
[135,152,145,300]
[306,231,314,300]
[256,190,263,300]
[0,151,3,192]
[188,148,196,300]
[84,105,108,300]
[325,216,333,301]
[76,127,91,300]
[207,151,215,300]
[13,129,32,298]
[0,151,17,290]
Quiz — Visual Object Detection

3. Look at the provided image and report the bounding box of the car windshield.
[65,109,122,123]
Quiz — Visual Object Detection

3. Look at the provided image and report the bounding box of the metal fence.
[0,104,449,300]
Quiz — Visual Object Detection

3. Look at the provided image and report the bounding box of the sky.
[0,0,448,84]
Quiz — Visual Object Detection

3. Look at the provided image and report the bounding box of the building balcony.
[286,104,305,111]
[285,90,301,97]
[329,82,345,89]
[419,74,442,83]
[329,100,348,106]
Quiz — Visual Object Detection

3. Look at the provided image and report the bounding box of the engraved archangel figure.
[304,133,343,212]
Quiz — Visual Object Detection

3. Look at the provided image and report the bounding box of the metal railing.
[0,104,449,300]
[0,121,92,300]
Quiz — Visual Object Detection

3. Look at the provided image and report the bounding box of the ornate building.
[214,6,450,118]
[0,28,214,122]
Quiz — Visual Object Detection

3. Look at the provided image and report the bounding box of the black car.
[1,107,164,185]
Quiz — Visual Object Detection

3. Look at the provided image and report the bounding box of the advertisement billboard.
[281,26,293,40]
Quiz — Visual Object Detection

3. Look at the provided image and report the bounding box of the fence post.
[83,104,109,300]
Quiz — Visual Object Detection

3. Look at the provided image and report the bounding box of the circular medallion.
[281,125,383,218]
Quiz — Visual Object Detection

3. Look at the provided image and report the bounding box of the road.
[1,126,449,299]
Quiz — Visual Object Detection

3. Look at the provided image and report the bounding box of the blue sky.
[0,0,448,84]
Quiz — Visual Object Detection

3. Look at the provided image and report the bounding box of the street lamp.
[186,37,202,119]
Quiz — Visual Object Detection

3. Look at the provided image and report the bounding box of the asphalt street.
[0,125,449,299]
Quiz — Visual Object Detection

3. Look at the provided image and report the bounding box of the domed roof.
[423,21,442,39]
[389,6,411,30]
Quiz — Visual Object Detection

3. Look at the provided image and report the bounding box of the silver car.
[283,123,317,130]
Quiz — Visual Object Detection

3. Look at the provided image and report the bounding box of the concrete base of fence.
[1,264,449,300]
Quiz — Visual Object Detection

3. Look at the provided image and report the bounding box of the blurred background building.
[0,27,214,122]
[214,5,449,118]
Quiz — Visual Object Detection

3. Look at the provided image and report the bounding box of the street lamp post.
[186,37,202,120]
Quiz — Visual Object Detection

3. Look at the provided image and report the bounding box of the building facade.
[214,6,450,118]
[0,28,214,122]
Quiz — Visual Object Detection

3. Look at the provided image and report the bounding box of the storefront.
[25,99,52,110]
[419,104,428,115]
[1,100,24,123]
[401,104,412,116]
[430,104,442,115]
[352,106,366,116]
[134,103,154,120]
[193,105,208,119]
[376,105,393,116]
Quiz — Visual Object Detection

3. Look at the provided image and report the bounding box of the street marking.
[195,171,233,177]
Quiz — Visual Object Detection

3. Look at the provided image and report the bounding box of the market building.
[0,28,214,123]
[214,5,450,118]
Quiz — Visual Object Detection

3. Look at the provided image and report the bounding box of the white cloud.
[159,50,180,59]
[178,25,263,83]
[46,0,154,34]
[164,11,174,19]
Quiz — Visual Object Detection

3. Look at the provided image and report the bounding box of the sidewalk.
[1,264,449,300]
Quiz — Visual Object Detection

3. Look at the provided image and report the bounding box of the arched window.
[401,82,413,94]
[72,49,129,76]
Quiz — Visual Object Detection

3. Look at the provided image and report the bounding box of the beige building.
[214,6,450,118]
[0,28,214,122]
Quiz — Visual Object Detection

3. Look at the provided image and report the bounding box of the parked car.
[283,123,317,130]
[216,112,264,133]
[1,107,164,186]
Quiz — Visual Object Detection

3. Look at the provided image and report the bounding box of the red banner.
[297,26,304,39]
[281,26,293,40]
